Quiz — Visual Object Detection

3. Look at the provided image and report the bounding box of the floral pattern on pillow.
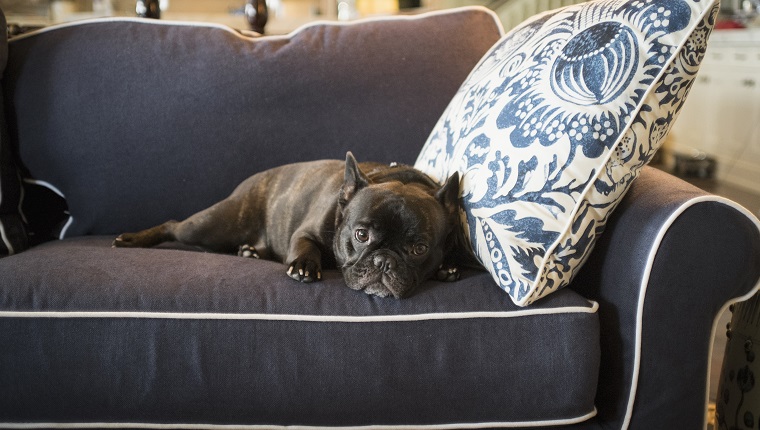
[415,0,719,306]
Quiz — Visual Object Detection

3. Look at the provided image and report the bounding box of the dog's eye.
[412,243,428,256]
[355,229,369,243]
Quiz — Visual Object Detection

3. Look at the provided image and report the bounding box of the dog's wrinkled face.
[333,158,458,299]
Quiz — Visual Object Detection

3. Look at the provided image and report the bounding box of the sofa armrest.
[571,166,760,429]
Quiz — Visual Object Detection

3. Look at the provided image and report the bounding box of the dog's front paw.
[435,265,460,282]
[287,257,322,283]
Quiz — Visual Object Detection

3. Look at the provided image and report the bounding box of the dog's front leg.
[286,232,322,283]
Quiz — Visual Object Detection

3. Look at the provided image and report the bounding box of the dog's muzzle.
[343,251,417,299]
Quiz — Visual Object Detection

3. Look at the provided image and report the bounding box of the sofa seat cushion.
[0,236,600,427]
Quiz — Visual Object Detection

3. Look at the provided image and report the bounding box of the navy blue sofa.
[0,6,759,429]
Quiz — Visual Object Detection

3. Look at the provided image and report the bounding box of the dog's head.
[333,152,459,299]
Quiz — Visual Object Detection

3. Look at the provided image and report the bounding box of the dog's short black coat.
[113,152,467,298]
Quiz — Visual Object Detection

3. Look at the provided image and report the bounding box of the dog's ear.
[339,152,370,206]
[435,171,460,214]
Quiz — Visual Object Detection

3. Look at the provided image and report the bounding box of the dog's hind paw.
[237,244,260,259]
[112,233,140,248]
[435,265,460,282]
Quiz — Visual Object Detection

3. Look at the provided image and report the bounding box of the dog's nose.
[373,254,396,273]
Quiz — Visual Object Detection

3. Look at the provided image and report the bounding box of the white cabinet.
[669,29,760,193]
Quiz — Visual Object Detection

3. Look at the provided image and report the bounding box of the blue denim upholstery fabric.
[572,167,760,428]
[0,236,600,426]
[3,9,502,239]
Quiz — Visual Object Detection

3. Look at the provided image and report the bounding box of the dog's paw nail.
[317,271,322,280]
[287,266,293,275]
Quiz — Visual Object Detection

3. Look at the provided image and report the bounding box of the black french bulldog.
[113,152,464,298]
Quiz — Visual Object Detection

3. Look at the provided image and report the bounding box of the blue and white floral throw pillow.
[415,0,719,306]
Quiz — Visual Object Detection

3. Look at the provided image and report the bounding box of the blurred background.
[0,0,589,35]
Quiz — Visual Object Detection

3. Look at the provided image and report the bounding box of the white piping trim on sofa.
[0,408,597,429]
[23,178,65,199]
[17,171,28,225]
[0,222,13,255]
[0,166,11,254]
[8,6,505,44]
[623,195,760,430]
[0,300,598,321]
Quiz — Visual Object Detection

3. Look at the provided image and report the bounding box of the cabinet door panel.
[670,67,720,153]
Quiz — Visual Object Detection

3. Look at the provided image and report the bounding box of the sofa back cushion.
[2,8,502,238]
